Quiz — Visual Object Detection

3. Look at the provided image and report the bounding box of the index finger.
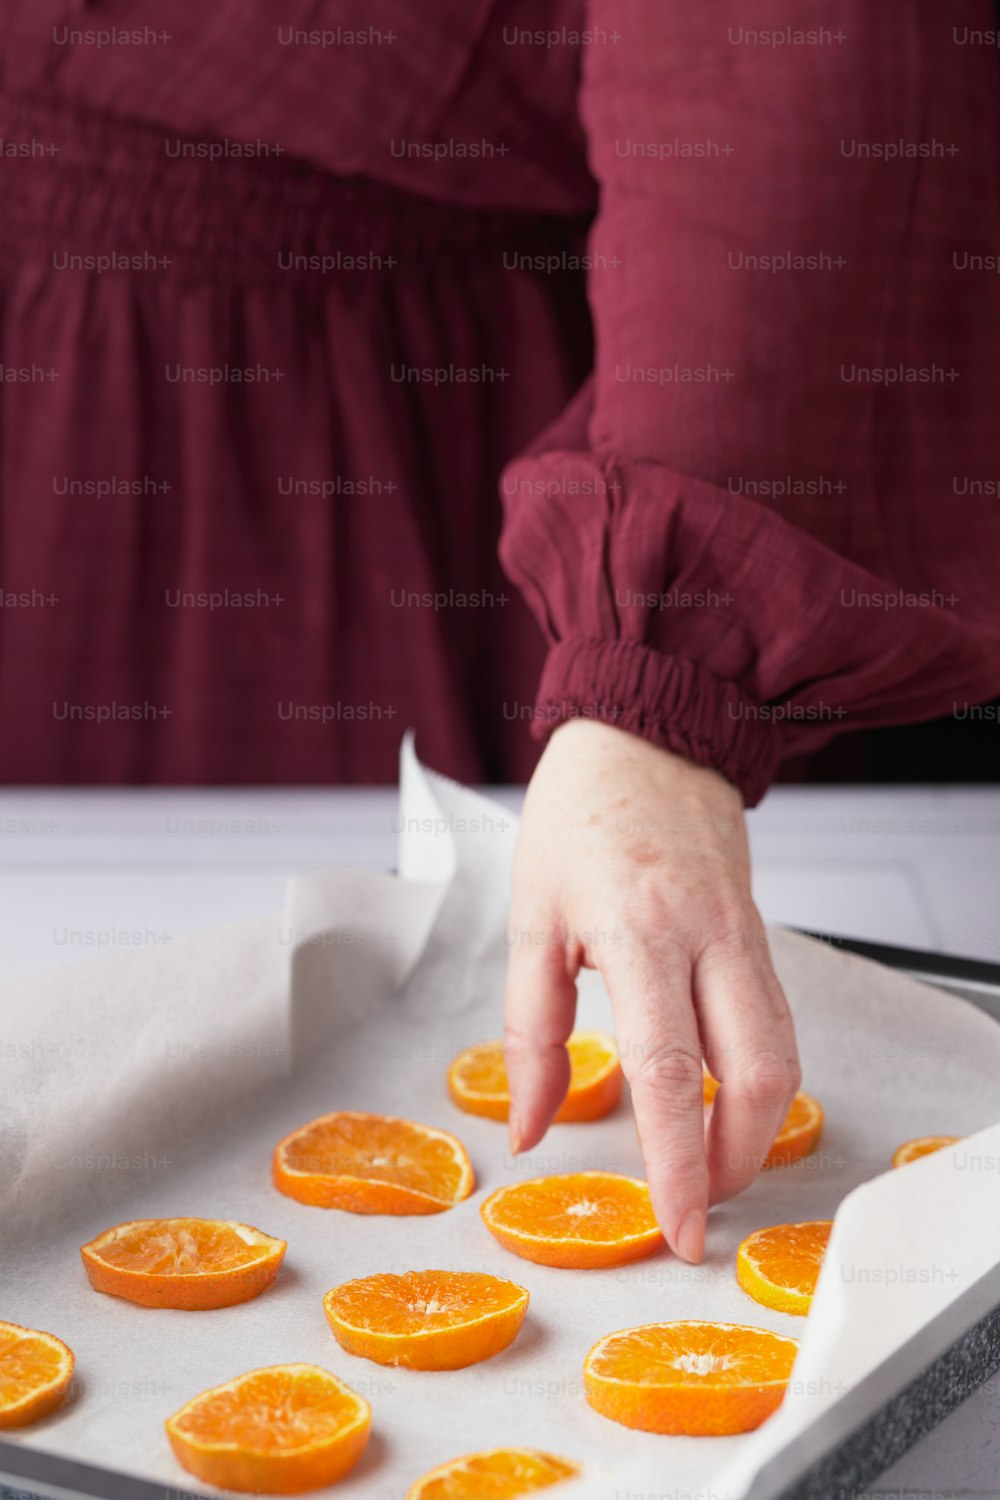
[503,902,579,1156]
[603,939,708,1264]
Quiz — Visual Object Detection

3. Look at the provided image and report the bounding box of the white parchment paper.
[1,738,999,1500]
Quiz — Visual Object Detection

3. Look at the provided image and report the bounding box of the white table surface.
[2,782,999,1499]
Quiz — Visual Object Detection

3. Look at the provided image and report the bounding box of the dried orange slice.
[448,1030,622,1123]
[584,1320,798,1435]
[736,1221,833,1315]
[80,1218,286,1310]
[0,1321,75,1429]
[893,1135,960,1167]
[703,1076,824,1168]
[166,1364,370,1495]
[324,1270,529,1370]
[407,1448,579,1500]
[481,1172,661,1269]
[764,1092,825,1167]
[273,1111,474,1214]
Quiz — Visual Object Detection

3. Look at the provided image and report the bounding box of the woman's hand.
[503,719,800,1264]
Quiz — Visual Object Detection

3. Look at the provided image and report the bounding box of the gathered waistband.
[0,90,587,277]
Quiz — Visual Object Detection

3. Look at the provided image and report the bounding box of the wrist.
[547,717,743,811]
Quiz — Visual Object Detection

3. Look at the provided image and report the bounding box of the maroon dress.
[1,0,998,799]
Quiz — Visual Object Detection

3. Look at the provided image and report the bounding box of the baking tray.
[3,931,999,1500]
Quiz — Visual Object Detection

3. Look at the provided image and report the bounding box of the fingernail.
[675,1209,706,1265]
[508,1115,523,1156]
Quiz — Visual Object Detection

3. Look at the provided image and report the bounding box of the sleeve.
[499,0,1000,806]
[15,0,589,211]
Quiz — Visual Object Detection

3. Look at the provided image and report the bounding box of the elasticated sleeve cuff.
[532,638,782,807]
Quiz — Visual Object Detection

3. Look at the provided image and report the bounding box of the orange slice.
[703,1077,824,1168]
[892,1135,960,1167]
[273,1111,474,1214]
[584,1320,798,1435]
[736,1221,833,1315]
[0,1321,75,1429]
[764,1092,825,1167]
[481,1172,662,1269]
[448,1030,622,1123]
[324,1270,529,1370]
[80,1218,286,1310]
[407,1448,579,1500]
[166,1364,370,1495]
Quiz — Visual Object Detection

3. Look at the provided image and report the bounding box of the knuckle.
[625,1042,704,1100]
[503,1027,568,1066]
[624,887,759,966]
[731,1050,798,1108]
[502,1023,533,1057]
[616,869,672,920]
[612,879,765,966]
[703,904,767,962]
